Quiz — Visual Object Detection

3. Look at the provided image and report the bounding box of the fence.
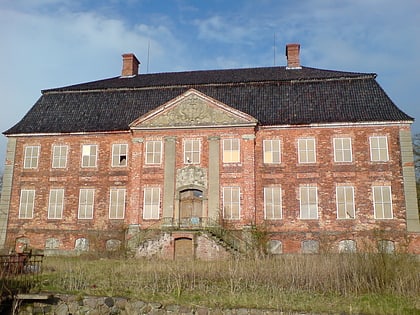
[0,253,44,296]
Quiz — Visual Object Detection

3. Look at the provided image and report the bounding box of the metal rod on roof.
[273,33,276,66]
[147,40,150,73]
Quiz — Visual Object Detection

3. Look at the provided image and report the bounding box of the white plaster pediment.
[130,89,257,129]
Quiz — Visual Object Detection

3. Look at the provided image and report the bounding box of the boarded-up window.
[223,187,240,219]
[24,146,40,169]
[78,188,94,219]
[264,187,282,219]
[143,187,160,219]
[334,138,352,162]
[145,141,162,164]
[300,185,318,219]
[336,186,355,219]
[263,139,281,164]
[48,188,64,219]
[223,139,240,163]
[370,136,389,161]
[373,186,392,219]
[19,189,35,219]
[52,145,68,168]
[298,138,316,163]
[109,188,126,219]
[302,240,319,254]
[338,240,356,253]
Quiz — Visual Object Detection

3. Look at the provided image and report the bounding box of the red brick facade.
[2,120,419,257]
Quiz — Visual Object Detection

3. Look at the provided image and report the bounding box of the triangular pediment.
[130,89,257,129]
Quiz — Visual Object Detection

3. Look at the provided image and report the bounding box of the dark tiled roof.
[4,66,413,135]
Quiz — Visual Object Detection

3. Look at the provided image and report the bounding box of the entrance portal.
[179,189,203,226]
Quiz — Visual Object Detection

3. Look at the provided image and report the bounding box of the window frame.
[298,138,316,163]
[263,139,281,164]
[109,188,126,219]
[78,188,95,219]
[333,137,352,163]
[111,143,128,167]
[184,139,201,164]
[264,186,282,219]
[145,140,163,165]
[223,186,241,219]
[299,185,318,219]
[81,144,98,168]
[373,186,393,219]
[52,145,68,169]
[143,187,160,220]
[48,188,64,219]
[222,138,240,163]
[336,186,355,219]
[19,189,35,219]
[369,136,389,162]
[23,145,40,169]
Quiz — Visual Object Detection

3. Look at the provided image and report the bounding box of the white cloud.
[0,0,419,171]
[0,3,187,167]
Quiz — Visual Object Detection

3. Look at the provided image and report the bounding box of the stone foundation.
[7,294,324,315]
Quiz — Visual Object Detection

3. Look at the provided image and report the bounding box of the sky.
[0,0,419,171]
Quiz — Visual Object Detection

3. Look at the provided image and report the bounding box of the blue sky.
[0,0,419,170]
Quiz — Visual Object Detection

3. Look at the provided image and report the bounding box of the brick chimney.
[286,43,301,69]
[121,53,140,77]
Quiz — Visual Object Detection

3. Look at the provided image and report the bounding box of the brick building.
[1,44,419,259]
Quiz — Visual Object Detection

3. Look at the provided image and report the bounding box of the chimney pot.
[286,43,301,69]
[121,53,140,77]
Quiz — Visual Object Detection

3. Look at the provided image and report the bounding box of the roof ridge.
[42,66,375,94]
[42,74,376,95]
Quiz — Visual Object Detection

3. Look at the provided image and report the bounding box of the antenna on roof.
[273,33,276,66]
[147,40,151,73]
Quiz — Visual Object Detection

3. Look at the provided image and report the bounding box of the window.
[302,240,319,254]
[264,187,282,219]
[109,188,126,219]
[370,136,389,161]
[24,146,40,169]
[143,187,160,219]
[298,138,316,163]
[336,186,355,219]
[184,139,200,164]
[338,240,357,253]
[334,138,352,162]
[48,189,64,219]
[145,141,162,164]
[81,144,97,167]
[78,188,95,219]
[112,144,128,167]
[52,145,68,168]
[263,139,281,164]
[267,240,283,255]
[378,240,395,253]
[373,186,393,219]
[223,139,240,163]
[19,189,35,219]
[223,187,240,219]
[300,185,318,219]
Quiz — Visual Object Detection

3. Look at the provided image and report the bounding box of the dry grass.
[40,253,420,314]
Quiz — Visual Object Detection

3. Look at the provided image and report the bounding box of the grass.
[39,253,420,315]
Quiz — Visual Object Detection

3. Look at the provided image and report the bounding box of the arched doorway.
[179,189,203,226]
[174,237,194,259]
